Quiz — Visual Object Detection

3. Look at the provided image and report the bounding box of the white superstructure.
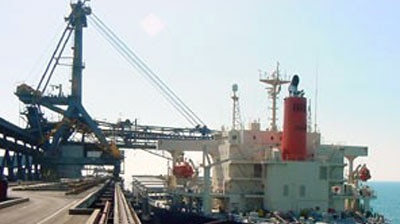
[157,64,375,217]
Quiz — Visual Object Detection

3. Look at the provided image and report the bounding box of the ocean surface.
[368,181,400,223]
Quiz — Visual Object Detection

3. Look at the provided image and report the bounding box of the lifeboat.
[359,166,371,181]
[173,162,194,178]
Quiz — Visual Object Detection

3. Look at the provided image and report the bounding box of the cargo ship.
[131,64,386,223]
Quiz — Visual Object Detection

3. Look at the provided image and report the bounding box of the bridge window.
[319,167,327,180]
[283,185,289,196]
[254,164,262,177]
[299,185,306,197]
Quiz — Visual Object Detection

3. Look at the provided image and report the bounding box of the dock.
[0,179,141,224]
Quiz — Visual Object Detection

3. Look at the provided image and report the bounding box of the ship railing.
[331,184,356,197]
[331,184,377,200]
[114,183,141,224]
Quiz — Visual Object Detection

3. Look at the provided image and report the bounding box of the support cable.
[89,14,206,128]
[89,17,196,126]
[42,29,73,94]
[36,25,73,94]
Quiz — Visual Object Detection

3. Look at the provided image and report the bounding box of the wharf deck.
[0,187,97,224]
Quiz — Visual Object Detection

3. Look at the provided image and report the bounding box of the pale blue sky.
[1,1,399,181]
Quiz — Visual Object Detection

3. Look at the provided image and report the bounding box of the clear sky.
[0,1,399,181]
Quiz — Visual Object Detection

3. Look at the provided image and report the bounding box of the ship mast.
[259,62,290,131]
[231,84,242,130]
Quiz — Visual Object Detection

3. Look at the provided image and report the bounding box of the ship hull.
[143,206,240,224]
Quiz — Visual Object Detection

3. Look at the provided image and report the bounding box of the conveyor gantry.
[2,0,212,181]
[0,117,42,181]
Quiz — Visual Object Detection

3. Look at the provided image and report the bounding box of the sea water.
[369,181,400,223]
